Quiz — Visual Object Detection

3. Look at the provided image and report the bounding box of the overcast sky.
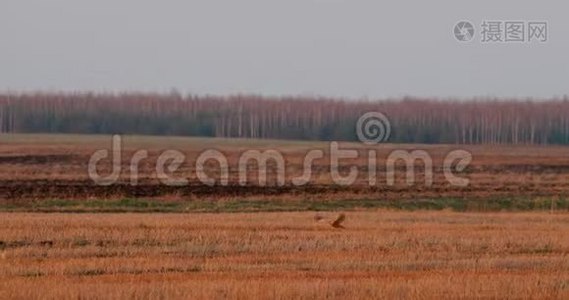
[0,0,567,99]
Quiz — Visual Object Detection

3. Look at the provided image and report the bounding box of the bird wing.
[331,213,346,228]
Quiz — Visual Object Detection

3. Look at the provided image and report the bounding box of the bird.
[330,213,346,228]
[314,213,346,229]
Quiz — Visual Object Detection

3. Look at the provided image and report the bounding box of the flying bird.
[330,213,346,228]
[314,213,346,229]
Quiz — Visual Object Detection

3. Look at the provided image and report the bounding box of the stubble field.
[1,211,569,299]
[1,134,569,299]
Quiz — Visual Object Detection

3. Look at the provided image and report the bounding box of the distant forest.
[1,93,569,145]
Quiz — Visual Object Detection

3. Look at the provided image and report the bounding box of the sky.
[0,0,567,99]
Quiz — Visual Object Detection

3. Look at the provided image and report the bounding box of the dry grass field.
[1,211,569,299]
[1,134,569,299]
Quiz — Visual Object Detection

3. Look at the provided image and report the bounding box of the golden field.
[1,211,569,299]
[1,134,569,299]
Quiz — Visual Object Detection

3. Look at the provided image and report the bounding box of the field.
[1,134,569,211]
[1,211,569,299]
[1,134,569,299]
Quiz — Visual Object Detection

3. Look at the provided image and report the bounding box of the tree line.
[1,92,568,145]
